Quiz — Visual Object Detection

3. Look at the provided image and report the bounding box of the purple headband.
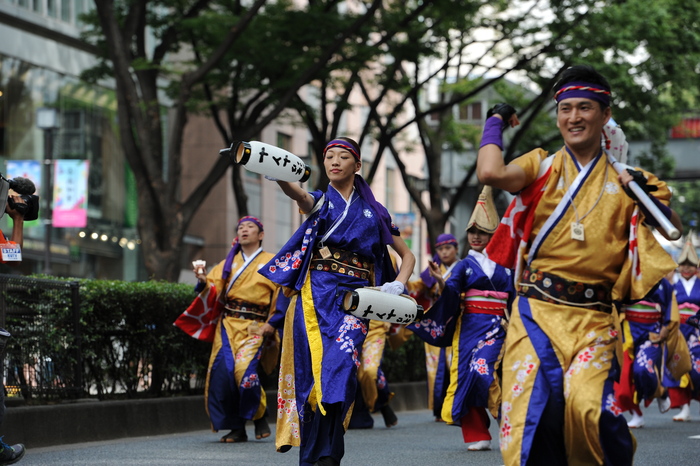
[435,233,458,248]
[223,216,264,280]
[238,215,264,231]
[420,235,457,287]
[324,139,361,161]
[554,81,611,107]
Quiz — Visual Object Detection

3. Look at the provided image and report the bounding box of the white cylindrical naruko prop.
[609,159,680,240]
[222,141,311,183]
[342,287,424,324]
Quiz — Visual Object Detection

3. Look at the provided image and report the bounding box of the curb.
[3,381,428,448]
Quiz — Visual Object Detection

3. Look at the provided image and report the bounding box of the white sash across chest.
[528,153,601,265]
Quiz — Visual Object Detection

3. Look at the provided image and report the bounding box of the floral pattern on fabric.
[362,335,385,367]
[690,335,700,374]
[500,400,513,451]
[469,335,499,376]
[241,372,259,390]
[471,357,489,375]
[564,330,615,399]
[510,354,537,398]
[277,373,300,442]
[411,318,446,339]
[337,315,368,368]
[604,392,623,416]
[264,219,318,283]
[235,334,262,361]
[635,340,659,374]
[377,373,387,390]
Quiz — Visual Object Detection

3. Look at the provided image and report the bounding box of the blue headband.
[223,216,263,280]
[435,234,458,248]
[324,139,361,161]
[554,81,611,107]
[238,215,264,232]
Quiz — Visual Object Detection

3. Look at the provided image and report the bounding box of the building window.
[457,102,482,122]
[471,102,482,120]
[9,0,91,25]
[61,0,72,22]
[277,131,292,151]
[47,0,58,18]
[385,167,395,213]
[459,104,469,121]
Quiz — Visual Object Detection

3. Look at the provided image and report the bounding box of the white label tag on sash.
[571,222,585,241]
[1,245,21,261]
[319,246,332,259]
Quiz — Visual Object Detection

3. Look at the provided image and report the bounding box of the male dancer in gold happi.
[477,65,682,465]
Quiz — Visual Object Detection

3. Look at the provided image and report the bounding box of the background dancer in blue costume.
[409,186,515,451]
[667,237,700,421]
[178,217,281,444]
[407,233,460,422]
[260,137,415,466]
[615,278,674,428]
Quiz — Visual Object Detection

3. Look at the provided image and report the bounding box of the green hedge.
[4,276,427,402]
[382,334,427,383]
[76,279,211,398]
[4,276,210,401]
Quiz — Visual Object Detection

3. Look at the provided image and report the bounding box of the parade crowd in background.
[174,65,700,466]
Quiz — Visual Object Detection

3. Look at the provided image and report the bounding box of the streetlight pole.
[36,107,59,275]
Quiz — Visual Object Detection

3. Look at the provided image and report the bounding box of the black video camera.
[0,174,39,221]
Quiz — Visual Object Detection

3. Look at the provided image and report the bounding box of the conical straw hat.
[678,231,699,266]
[466,186,499,234]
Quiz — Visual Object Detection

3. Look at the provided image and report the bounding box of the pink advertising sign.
[52,160,89,228]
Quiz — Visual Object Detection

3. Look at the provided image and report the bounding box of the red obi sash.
[623,300,662,324]
[678,302,700,324]
[461,289,508,316]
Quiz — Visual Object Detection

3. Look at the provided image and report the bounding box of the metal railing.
[0,274,83,401]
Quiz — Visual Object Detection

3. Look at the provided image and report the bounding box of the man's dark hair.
[554,65,611,109]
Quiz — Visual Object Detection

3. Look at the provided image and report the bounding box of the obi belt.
[623,300,662,324]
[461,289,508,317]
[678,302,700,324]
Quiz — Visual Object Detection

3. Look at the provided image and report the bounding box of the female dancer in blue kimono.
[615,278,673,428]
[668,238,700,421]
[410,186,515,451]
[260,137,415,466]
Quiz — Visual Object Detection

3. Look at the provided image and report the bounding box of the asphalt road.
[17,404,700,465]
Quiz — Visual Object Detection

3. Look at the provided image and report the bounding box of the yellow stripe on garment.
[622,320,635,355]
[441,315,462,424]
[622,319,638,406]
[301,273,326,415]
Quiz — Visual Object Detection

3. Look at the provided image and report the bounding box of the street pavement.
[17,405,700,465]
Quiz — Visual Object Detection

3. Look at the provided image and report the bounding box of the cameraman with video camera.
[0,174,37,465]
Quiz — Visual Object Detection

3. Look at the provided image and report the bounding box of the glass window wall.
[0,54,140,280]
